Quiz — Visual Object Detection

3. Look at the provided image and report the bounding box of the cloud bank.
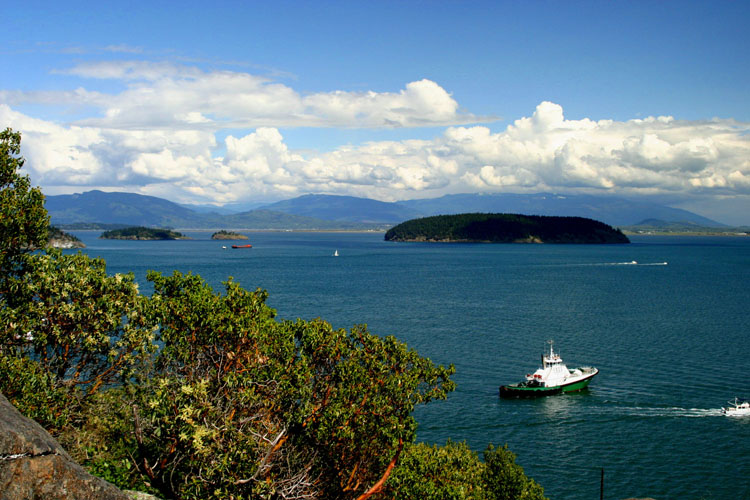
[2,61,749,223]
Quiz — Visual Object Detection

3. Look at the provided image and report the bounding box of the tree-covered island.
[99,226,188,240]
[211,229,249,240]
[385,213,630,244]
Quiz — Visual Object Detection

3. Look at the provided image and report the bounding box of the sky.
[2,1,749,224]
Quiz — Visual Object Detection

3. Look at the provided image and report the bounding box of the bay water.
[69,231,750,500]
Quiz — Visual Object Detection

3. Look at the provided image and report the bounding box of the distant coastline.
[623,229,749,237]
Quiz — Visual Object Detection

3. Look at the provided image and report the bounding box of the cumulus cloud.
[9,61,483,130]
[2,63,750,221]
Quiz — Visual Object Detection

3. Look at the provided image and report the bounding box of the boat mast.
[542,340,554,369]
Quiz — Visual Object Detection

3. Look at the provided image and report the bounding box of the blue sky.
[2,0,749,224]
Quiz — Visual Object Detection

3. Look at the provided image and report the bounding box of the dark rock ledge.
[0,392,153,500]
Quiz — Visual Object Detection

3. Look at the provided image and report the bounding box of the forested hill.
[384,213,630,244]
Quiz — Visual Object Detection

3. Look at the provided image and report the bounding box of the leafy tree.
[0,128,48,299]
[383,441,546,500]
[0,129,158,495]
[0,249,157,455]
[383,441,485,499]
[0,353,72,430]
[129,270,456,499]
[2,250,156,394]
[483,444,546,500]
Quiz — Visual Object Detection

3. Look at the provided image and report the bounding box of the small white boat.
[333,250,339,257]
[722,397,750,417]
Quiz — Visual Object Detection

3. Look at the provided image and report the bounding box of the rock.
[48,238,85,249]
[0,392,130,500]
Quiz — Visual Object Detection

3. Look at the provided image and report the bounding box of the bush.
[383,441,547,500]
[126,271,456,499]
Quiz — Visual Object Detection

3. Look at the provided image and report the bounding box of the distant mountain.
[220,209,376,230]
[45,190,206,227]
[178,201,266,214]
[45,191,379,230]
[259,194,422,224]
[397,193,723,227]
[45,190,723,230]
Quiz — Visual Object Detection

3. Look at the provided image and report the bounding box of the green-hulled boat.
[499,341,599,398]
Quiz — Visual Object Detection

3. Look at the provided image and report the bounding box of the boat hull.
[499,384,562,398]
[722,400,750,416]
[499,368,598,399]
[723,409,750,417]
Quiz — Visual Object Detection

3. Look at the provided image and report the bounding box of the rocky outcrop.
[48,226,86,249]
[48,237,86,249]
[0,392,130,500]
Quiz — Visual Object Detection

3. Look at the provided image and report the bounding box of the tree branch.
[355,437,404,500]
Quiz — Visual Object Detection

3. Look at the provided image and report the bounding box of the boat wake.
[597,406,722,418]
[589,261,669,267]
[609,261,668,266]
[547,261,669,268]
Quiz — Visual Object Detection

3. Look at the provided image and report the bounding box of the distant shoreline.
[63,228,750,237]
[67,228,387,234]
[622,230,749,237]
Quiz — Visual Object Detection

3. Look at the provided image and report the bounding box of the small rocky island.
[385,213,629,244]
[47,226,85,248]
[99,226,188,240]
[211,230,249,240]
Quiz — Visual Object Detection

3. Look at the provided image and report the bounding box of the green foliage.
[288,320,455,497]
[1,249,157,396]
[385,213,629,244]
[0,352,72,431]
[384,441,485,499]
[383,441,547,500]
[60,385,156,494]
[0,128,49,299]
[100,226,186,240]
[131,271,456,499]
[483,444,546,500]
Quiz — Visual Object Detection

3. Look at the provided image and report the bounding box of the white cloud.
[303,79,462,128]
[2,64,750,221]
[13,61,483,130]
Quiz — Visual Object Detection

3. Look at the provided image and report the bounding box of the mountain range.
[44,190,724,230]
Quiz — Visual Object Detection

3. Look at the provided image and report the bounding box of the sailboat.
[333,249,339,257]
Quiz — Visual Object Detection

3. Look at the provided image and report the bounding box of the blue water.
[69,231,750,500]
